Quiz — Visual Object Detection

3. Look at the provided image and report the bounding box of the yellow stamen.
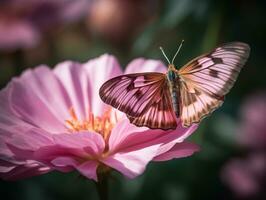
[65,107,115,142]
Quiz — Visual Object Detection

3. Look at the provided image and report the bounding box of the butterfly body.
[166,64,180,117]
[100,42,250,130]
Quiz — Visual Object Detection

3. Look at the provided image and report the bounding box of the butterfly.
[99,41,250,130]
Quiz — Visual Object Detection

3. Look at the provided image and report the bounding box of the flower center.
[65,107,117,141]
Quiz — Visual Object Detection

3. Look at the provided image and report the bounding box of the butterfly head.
[168,64,176,70]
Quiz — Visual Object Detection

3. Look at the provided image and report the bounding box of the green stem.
[95,172,109,200]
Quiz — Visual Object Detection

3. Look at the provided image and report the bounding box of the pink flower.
[0,54,199,181]
[221,92,266,199]
[0,19,40,51]
[221,153,266,198]
[237,92,266,149]
[0,0,91,50]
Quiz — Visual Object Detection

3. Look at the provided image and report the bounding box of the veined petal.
[0,85,33,135]
[53,61,92,121]
[6,129,105,163]
[76,161,98,181]
[52,131,105,155]
[109,119,197,156]
[51,157,98,181]
[155,123,198,156]
[6,128,53,153]
[51,157,79,172]
[83,54,122,116]
[10,66,71,133]
[108,119,148,152]
[101,144,160,179]
[0,160,50,181]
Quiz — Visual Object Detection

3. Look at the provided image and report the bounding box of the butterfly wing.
[178,42,250,127]
[127,85,178,130]
[99,73,177,130]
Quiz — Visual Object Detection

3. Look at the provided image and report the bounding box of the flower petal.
[76,161,98,181]
[153,142,200,161]
[53,61,92,120]
[10,66,71,133]
[110,119,197,156]
[54,54,122,119]
[155,123,198,156]
[125,58,167,74]
[83,54,122,116]
[0,159,50,181]
[51,157,98,181]
[101,145,159,178]
[102,144,160,179]
[32,133,104,166]
[0,134,50,181]
[6,128,53,154]
[0,85,33,136]
[6,128,105,163]
[108,119,148,152]
[51,156,79,172]
[52,132,105,155]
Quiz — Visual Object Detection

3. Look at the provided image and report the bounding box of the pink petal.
[0,160,50,181]
[53,61,92,120]
[33,133,104,162]
[51,157,98,181]
[125,58,167,74]
[155,123,198,156]
[76,161,98,181]
[83,54,122,116]
[0,146,42,181]
[52,131,105,155]
[101,144,160,179]
[0,157,27,172]
[6,129,105,164]
[110,119,197,156]
[7,128,53,153]
[10,66,72,133]
[51,156,79,172]
[0,85,32,135]
[53,55,122,119]
[108,119,148,152]
[5,129,54,161]
[0,85,33,138]
[153,142,200,161]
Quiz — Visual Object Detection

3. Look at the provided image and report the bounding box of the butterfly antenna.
[159,46,171,64]
[171,40,184,64]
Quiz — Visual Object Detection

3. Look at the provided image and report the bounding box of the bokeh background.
[0,0,265,200]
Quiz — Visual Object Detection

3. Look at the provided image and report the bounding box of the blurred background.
[0,0,265,200]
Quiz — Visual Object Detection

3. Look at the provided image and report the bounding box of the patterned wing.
[127,86,178,130]
[178,42,250,127]
[99,73,177,130]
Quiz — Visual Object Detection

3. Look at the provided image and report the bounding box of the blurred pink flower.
[0,0,90,51]
[238,92,266,149]
[0,19,40,50]
[0,54,199,181]
[221,92,266,199]
[221,153,266,198]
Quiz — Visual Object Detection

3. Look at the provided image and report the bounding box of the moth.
[99,41,250,130]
